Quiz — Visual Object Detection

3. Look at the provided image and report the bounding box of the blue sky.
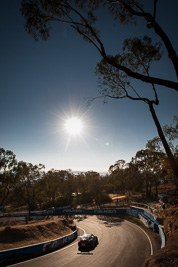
[0,0,177,173]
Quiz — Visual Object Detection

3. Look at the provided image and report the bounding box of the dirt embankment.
[145,207,178,267]
[0,218,73,251]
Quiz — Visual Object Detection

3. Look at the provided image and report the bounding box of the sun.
[65,117,83,136]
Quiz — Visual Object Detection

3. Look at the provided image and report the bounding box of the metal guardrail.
[0,227,77,265]
[0,226,78,266]
[131,202,159,216]
[129,205,165,248]
[0,205,165,264]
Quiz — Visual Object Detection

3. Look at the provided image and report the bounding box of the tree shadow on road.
[74,215,88,222]
[97,215,124,227]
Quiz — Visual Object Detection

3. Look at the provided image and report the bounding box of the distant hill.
[72,171,109,176]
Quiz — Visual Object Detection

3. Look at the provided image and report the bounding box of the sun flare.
[65,117,83,135]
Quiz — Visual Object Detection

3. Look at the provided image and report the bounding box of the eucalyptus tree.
[147,116,178,154]
[109,160,128,194]
[39,169,75,208]
[21,0,178,178]
[163,116,178,144]
[146,116,178,192]
[74,172,92,205]
[131,150,152,197]
[101,173,115,194]
[0,148,17,206]
[13,161,45,215]
[41,169,64,204]
[0,148,17,171]
[84,171,101,205]
[82,171,110,206]
[126,161,144,193]
[131,148,166,197]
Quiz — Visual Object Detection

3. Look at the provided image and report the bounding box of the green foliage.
[12,161,45,214]
[42,200,54,210]
[146,116,178,165]
[107,0,142,25]
[55,195,72,207]
[163,116,178,142]
[20,0,99,43]
[77,191,93,205]
[20,0,178,89]
[95,35,163,101]
[0,148,17,171]
[122,36,163,74]
[97,191,112,204]
[20,0,178,178]
[0,148,18,206]
[96,55,129,98]
[1,116,177,211]
[4,205,13,213]
[145,117,178,187]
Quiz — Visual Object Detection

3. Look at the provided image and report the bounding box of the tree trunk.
[149,103,178,180]
[145,177,149,197]
[155,180,158,196]
[148,183,152,197]
[0,187,10,206]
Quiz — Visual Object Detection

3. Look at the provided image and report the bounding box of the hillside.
[0,218,73,251]
[145,207,178,267]
[0,206,177,266]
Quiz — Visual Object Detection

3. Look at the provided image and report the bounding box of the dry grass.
[0,218,73,250]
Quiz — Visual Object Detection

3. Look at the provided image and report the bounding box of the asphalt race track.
[10,215,161,267]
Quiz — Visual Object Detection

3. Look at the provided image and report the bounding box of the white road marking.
[9,219,153,266]
[125,220,154,255]
[9,227,86,266]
